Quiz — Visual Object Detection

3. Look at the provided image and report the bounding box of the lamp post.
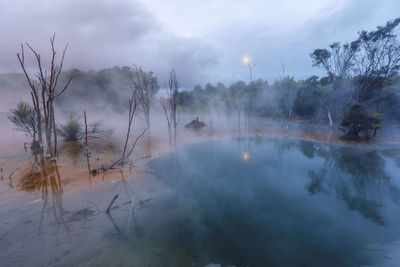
[242,56,253,82]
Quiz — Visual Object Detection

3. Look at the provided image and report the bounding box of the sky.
[0,0,399,87]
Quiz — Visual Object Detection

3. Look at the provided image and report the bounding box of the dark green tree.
[293,76,324,119]
[339,102,383,140]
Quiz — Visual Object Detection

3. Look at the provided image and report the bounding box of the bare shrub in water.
[59,115,82,142]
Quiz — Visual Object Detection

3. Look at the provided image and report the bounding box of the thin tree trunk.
[51,104,57,157]
[146,124,151,157]
[84,110,88,147]
[17,35,72,158]
[327,107,333,127]
[121,111,133,166]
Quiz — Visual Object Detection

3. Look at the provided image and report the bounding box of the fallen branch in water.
[106,194,119,214]
[8,167,20,180]
[91,82,144,175]
[106,213,121,234]
[90,128,146,175]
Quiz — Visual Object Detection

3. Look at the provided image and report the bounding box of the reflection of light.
[243,152,249,161]
[242,56,250,65]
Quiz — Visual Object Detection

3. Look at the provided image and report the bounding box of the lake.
[2,137,400,266]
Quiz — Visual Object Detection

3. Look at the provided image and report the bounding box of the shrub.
[60,115,82,142]
[8,102,38,141]
[339,102,383,140]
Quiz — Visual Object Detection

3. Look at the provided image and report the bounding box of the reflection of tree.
[103,172,159,266]
[273,139,297,172]
[300,142,400,225]
[307,160,332,195]
[19,152,65,227]
[58,141,92,185]
[58,141,84,164]
[298,141,315,158]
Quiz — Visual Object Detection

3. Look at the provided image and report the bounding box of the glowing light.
[243,152,249,161]
[160,96,170,103]
[242,56,250,65]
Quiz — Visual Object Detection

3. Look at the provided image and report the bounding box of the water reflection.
[148,138,400,266]
[19,152,65,227]
[242,151,249,161]
[297,142,400,226]
[269,139,400,226]
[58,141,84,164]
[237,137,254,162]
[16,141,95,227]
[4,138,400,266]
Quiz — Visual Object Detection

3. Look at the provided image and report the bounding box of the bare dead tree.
[131,67,157,132]
[91,129,146,175]
[160,96,173,144]
[91,86,146,174]
[121,128,147,165]
[84,110,88,148]
[121,88,138,165]
[131,67,157,156]
[168,69,180,141]
[159,69,180,145]
[17,46,42,144]
[17,34,73,158]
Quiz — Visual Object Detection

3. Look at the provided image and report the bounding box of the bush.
[339,102,383,140]
[8,102,38,141]
[60,115,82,142]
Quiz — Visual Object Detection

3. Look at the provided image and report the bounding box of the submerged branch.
[90,129,146,175]
[106,194,118,214]
[8,167,20,181]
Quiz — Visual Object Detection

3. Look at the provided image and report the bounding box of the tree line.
[8,18,400,146]
[177,18,400,140]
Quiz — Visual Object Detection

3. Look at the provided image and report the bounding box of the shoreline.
[1,122,400,194]
[1,123,400,267]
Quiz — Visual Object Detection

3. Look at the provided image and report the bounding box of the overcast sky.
[0,0,399,87]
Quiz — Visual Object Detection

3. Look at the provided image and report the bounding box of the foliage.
[4,19,399,142]
[59,115,82,142]
[311,17,400,106]
[57,116,113,143]
[293,76,325,119]
[8,102,38,141]
[308,17,400,137]
[339,103,383,139]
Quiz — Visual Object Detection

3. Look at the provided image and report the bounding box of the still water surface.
[148,137,400,266]
[1,137,400,266]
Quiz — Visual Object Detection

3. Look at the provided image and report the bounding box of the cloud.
[0,0,218,86]
[0,0,399,86]
[193,0,400,84]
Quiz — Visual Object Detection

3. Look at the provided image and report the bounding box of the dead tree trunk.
[132,67,157,155]
[327,107,333,127]
[160,96,173,145]
[84,110,88,148]
[17,34,72,158]
[168,69,179,142]
[121,89,138,165]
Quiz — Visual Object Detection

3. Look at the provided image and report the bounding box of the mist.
[2,1,400,267]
